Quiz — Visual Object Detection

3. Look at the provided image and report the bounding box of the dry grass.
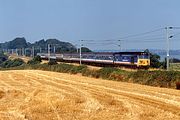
[170,63,180,71]
[9,54,31,63]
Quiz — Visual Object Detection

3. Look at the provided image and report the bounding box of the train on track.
[37,52,150,68]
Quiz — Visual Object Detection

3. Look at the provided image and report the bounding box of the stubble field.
[0,70,180,120]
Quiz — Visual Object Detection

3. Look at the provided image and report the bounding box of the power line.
[169,27,180,29]
[82,33,164,42]
[120,34,164,39]
[170,38,180,41]
[119,27,164,39]
[123,37,164,41]
[81,28,164,43]
[82,37,165,44]
[171,32,180,37]
[82,39,119,42]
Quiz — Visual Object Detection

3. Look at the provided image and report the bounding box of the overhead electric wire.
[82,40,165,48]
[82,39,119,42]
[79,27,179,50]
[170,38,180,41]
[83,44,118,47]
[82,37,164,42]
[81,28,164,44]
[123,37,165,42]
[169,27,180,29]
[171,32,180,37]
[119,27,164,39]
[132,40,165,43]
[120,34,164,39]
[82,34,164,42]
[82,37,165,44]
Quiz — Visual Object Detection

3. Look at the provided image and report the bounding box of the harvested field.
[0,70,180,120]
[170,63,180,71]
[8,55,31,63]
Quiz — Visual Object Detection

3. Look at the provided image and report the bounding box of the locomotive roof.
[113,52,149,55]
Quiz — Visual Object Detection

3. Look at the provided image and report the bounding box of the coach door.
[131,56,135,64]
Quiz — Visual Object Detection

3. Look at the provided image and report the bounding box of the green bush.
[33,55,42,62]
[48,59,58,65]
[12,58,25,67]
[27,60,40,65]
[128,70,180,88]
[82,69,100,78]
[0,58,25,68]
[0,52,8,64]
[109,69,127,81]
[55,63,72,72]
[98,67,118,79]
[27,55,42,65]
[1,60,179,89]
[70,65,88,74]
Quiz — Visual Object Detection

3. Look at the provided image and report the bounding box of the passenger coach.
[37,51,150,68]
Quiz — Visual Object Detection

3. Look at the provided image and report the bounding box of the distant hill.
[0,37,28,49]
[31,39,77,53]
[0,37,91,53]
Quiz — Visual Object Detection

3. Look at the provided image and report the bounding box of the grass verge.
[0,63,180,89]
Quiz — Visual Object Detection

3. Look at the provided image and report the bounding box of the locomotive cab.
[113,52,150,68]
[137,53,150,67]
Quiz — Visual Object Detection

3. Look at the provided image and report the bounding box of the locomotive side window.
[139,55,149,59]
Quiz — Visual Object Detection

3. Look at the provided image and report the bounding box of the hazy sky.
[0,0,180,50]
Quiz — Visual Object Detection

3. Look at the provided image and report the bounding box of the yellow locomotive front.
[137,53,150,67]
